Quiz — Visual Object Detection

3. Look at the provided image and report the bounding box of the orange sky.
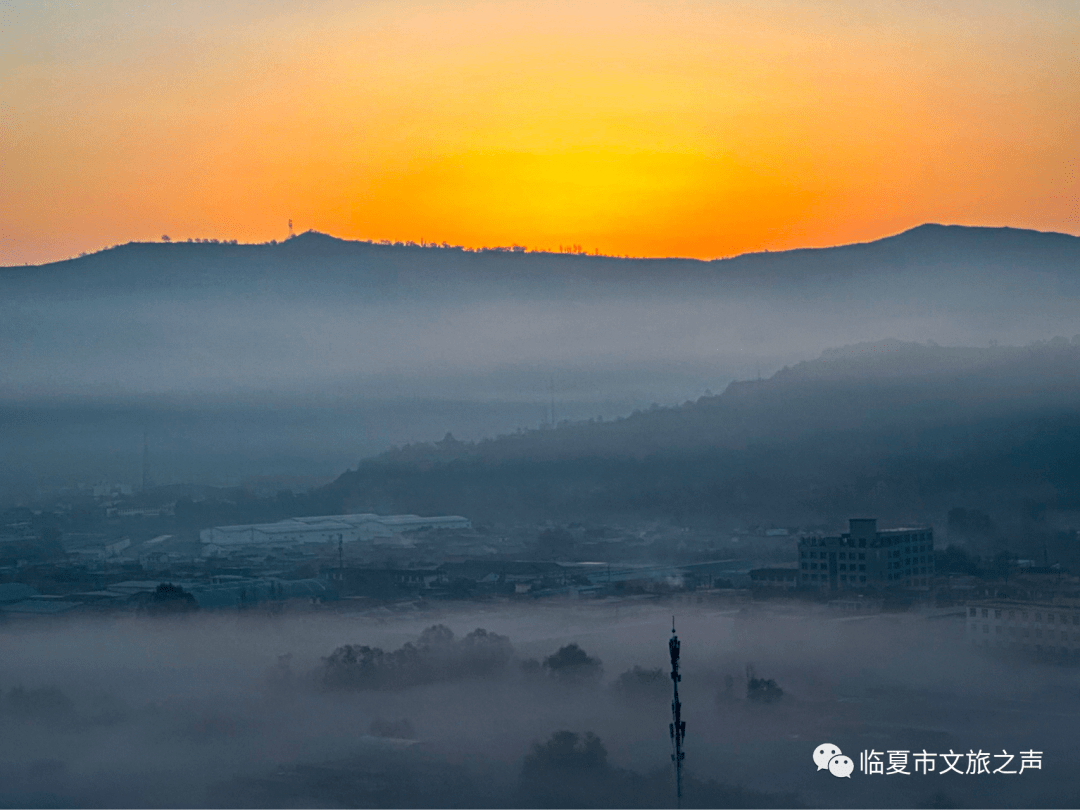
[2,0,1078,265]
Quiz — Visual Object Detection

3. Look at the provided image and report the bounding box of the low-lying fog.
[1,603,1074,808]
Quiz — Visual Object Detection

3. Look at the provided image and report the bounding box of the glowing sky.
[2,0,1077,265]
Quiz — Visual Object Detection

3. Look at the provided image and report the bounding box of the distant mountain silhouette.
[3,224,1078,503]
[3,224,1078,301]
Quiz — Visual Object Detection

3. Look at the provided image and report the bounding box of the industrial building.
[749,567,799,590]
[199,513,471,556]
[798,518,934,591]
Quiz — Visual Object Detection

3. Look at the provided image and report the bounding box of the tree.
[519,731,613,806]
[611,666,667,700]
[522,730,607,777]
[543,643,603,684]
[745,664,783,703]
[143,583,198,615]
[321,625,513,690]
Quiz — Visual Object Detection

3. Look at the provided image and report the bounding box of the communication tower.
[669,617,686,807]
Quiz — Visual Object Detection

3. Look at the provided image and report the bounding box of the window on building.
[982,608,988,618]
[969,608,977,617]
[860,576,866,582]
[859,565,865,571]
[1035,613,1042,622]
[995,610,1002,619]
[996,625,1002,633]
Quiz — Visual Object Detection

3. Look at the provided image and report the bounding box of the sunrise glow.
[2,0,1077,265]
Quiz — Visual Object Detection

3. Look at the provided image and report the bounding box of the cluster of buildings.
[0,511,477,620]
[743,517,1080,662]
[11,501,1080,673]
[198,513,472,556]
[328,558,754,601]
[0,576,332,616]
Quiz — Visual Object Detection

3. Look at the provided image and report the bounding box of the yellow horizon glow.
[2,0,1077,265]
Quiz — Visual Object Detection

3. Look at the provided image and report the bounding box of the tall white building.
[966,600,1080,656]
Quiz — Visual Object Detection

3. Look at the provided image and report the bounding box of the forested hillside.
[325,339,1080,534]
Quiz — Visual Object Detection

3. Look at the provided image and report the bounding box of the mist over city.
[3,602,1078,809]
[4,1,1080,808]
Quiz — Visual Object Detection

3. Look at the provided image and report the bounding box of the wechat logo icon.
[814,743,853,778]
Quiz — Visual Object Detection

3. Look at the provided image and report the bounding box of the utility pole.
[669,618,686,807]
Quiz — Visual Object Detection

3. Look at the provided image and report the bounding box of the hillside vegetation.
[325,339,1080,534]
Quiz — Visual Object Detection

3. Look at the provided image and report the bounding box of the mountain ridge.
[320,337,1080,529]
[5,221,1078,275]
